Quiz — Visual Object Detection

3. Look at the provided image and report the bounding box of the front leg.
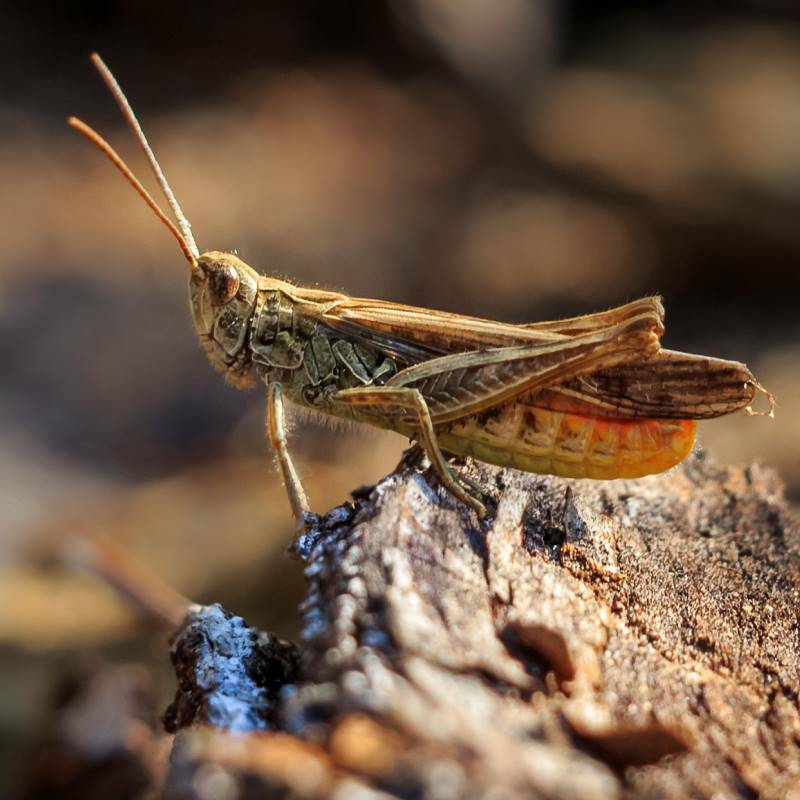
[332,386,487,518]
[265,382,311,521]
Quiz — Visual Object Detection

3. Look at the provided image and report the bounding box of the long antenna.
[68,116,197,268]
[88,52,199,260]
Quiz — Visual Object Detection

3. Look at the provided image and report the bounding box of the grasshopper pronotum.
[70,54,772,521]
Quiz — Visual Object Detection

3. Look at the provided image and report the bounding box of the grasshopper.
[70,54,772,521]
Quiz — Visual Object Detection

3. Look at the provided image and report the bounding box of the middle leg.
[332,385,487,518]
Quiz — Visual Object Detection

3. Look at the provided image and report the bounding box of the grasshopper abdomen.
[438,404,697,480]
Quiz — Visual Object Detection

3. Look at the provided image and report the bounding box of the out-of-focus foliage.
[1,1,799,792]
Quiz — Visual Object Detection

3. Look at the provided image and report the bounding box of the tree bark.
[163,450,800,800]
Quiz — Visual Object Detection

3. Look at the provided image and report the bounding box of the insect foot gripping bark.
[70,54,774,525]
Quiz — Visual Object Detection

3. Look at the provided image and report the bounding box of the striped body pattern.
[436,403,696,480]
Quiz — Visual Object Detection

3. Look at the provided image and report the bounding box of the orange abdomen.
[435,402,696,480]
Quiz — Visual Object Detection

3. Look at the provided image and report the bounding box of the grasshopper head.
[189,251,261,388]
[69,57,264,389]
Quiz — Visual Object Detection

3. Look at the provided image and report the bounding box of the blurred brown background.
[1,0,799,792]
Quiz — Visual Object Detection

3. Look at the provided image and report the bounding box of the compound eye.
[209,264,240,305]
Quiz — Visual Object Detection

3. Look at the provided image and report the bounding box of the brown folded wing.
[529,350,759,420]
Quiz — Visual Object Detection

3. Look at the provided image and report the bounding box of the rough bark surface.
[165,451,800,799]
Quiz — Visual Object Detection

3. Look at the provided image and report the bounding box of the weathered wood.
[164,450,800,799]
[164,603,300,733]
